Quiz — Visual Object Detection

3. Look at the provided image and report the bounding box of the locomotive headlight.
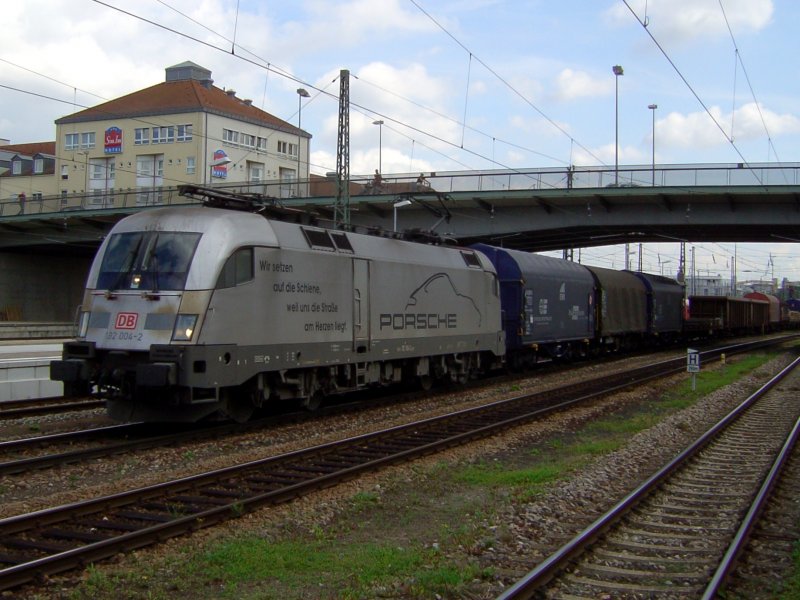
[77,311,90,338]
[172,314,198,341]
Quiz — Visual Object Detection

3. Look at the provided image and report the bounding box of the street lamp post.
[612,65,624,187]
[648,103,658,186]
[296,88,310,196]
[393,199,411,232]
[78,151,89,196]
[373,120,384,174]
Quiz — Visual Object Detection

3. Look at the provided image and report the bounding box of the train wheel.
[418,375,433,391]
[223,388,255,423]
[303,390,323,411]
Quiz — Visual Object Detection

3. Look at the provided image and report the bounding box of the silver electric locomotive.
[51,203,505,422]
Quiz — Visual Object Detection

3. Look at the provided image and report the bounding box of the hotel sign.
[104,127,123,154]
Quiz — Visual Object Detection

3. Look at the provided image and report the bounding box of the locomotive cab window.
[97,231,201,291]
[216,247,254,289]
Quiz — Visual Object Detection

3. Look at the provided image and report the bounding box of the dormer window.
[11,160,21,175]
[34,158,43,174]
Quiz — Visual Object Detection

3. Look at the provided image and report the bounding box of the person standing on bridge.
[415,173,430,191]
[17,192,25,215]
[372,169,384,193]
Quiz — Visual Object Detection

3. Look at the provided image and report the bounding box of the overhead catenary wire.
[407,0,606,167]
[90,0,567,181]
[352,75,568,166]
[621,0,763,187]
[717,0,784,167]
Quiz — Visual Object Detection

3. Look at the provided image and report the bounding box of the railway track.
[0,338,788,592]
[0,396,104,421]
[0,339,783,480]
[498,353,800,599]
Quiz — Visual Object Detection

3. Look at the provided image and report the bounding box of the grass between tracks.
[60,351,781,600]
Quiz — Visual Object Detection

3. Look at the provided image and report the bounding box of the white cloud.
[656,102,800,149]
[311,61,461,175]
[606,0,773,43]
[554,69,613,101]
[572,143,646,168]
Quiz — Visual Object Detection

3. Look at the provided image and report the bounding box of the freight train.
[49,189,774,423]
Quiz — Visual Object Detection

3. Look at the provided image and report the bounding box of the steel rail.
[0,350,691,590]
[497,353,800,599]
[0,343,726,477]
[702,390,800,597]
[0,398,105,420]
[0,423,141,453]
[0,336,792,591]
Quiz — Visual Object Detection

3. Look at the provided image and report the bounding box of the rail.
[0,337,786,591]
[498,352,800,599]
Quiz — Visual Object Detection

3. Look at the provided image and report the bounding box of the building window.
[152,126,175,144]
[241,133,255,149]
[257,137,268,152]
[61,165,69,180]
[32,192,43,201]
[278,141,298,158]
[177,124,193,142]
[223,129,239,145]
[65,133,79,150]
[34,158,43,174]
[11,161,21,175]
[91,162,105,180]
[186,157,195,175]
[248,161,264,182]
[80,132,96,149]
[135,128,150,145]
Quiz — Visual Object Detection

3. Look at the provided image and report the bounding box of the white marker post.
[687,348,700,391]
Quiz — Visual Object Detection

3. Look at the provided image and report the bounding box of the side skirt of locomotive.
[54,335,505,423]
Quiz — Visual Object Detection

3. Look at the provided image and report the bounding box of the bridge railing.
[431,162,800,192]
[1,162,798,218]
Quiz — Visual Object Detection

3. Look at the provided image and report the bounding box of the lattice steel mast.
[334,69,350,229]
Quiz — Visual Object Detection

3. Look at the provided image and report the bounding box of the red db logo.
[115,313,138,329]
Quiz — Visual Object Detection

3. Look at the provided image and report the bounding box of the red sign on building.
[104,126,123,154]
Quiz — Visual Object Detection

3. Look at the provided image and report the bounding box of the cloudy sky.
[1,0,798,282]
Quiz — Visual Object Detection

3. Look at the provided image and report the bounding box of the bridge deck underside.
[0,185,797,255]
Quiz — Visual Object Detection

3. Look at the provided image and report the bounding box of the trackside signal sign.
[687,348,700,373]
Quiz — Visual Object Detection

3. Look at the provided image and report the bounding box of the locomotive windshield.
[97,231,202,291]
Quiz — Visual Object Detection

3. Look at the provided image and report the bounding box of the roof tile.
[56,80,307,137]
[0,142,56,156]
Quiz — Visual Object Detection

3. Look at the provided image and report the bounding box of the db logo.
[115,312,138,330]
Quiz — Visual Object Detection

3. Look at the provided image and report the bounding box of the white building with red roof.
[48,61,310,207]
[0,141,57,204]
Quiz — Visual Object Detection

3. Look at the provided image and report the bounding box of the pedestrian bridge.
[1,162,798,254]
